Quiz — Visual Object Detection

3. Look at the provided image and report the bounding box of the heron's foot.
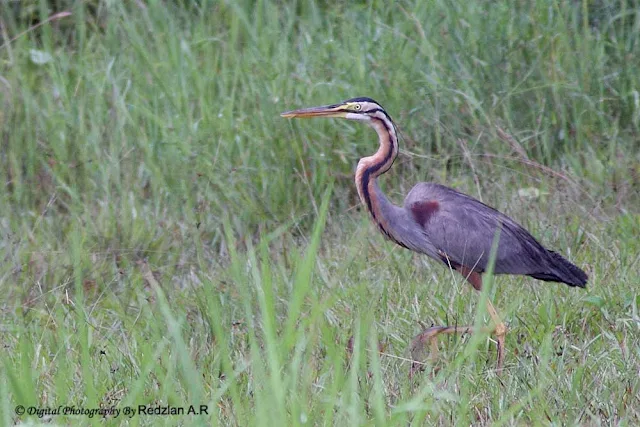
[408,325,474,377]
[408,323,507,377]
[494,321,507,373]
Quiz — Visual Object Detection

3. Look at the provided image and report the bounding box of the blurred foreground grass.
[1,1,639,425]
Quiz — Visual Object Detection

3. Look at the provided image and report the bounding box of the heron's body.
[282,97,587,371]
[365,180,587,288]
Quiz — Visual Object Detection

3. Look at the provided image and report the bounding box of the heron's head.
[281,97,386,122]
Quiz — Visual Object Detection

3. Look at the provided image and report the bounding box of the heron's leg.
[409,299,507,373]
[409,321,505,375]
[409,267,507,375]
[413,326,475,356]
[460,267,507,371]
[485,299,507,372]
[409,325,493,376]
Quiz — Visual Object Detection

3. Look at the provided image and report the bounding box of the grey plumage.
[400,183,587,287]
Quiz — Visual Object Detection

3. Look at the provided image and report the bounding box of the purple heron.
[281,97,587,371]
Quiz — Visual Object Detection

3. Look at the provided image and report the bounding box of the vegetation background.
[1,0,639,425]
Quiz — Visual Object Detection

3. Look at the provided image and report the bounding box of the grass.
[1,0,639,425]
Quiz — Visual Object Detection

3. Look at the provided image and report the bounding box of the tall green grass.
[1,0,639,425]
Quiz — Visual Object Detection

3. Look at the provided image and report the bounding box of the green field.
[1,1,639,425]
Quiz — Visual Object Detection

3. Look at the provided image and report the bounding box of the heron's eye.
[353,104,362,111]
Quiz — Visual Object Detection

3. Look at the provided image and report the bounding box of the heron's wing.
[404,183,550,275]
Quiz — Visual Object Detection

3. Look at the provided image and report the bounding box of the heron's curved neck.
[355,113,403,244]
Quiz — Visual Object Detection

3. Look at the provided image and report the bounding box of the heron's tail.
[529,251,588,288]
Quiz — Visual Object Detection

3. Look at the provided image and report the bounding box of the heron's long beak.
[280,104,347,119]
